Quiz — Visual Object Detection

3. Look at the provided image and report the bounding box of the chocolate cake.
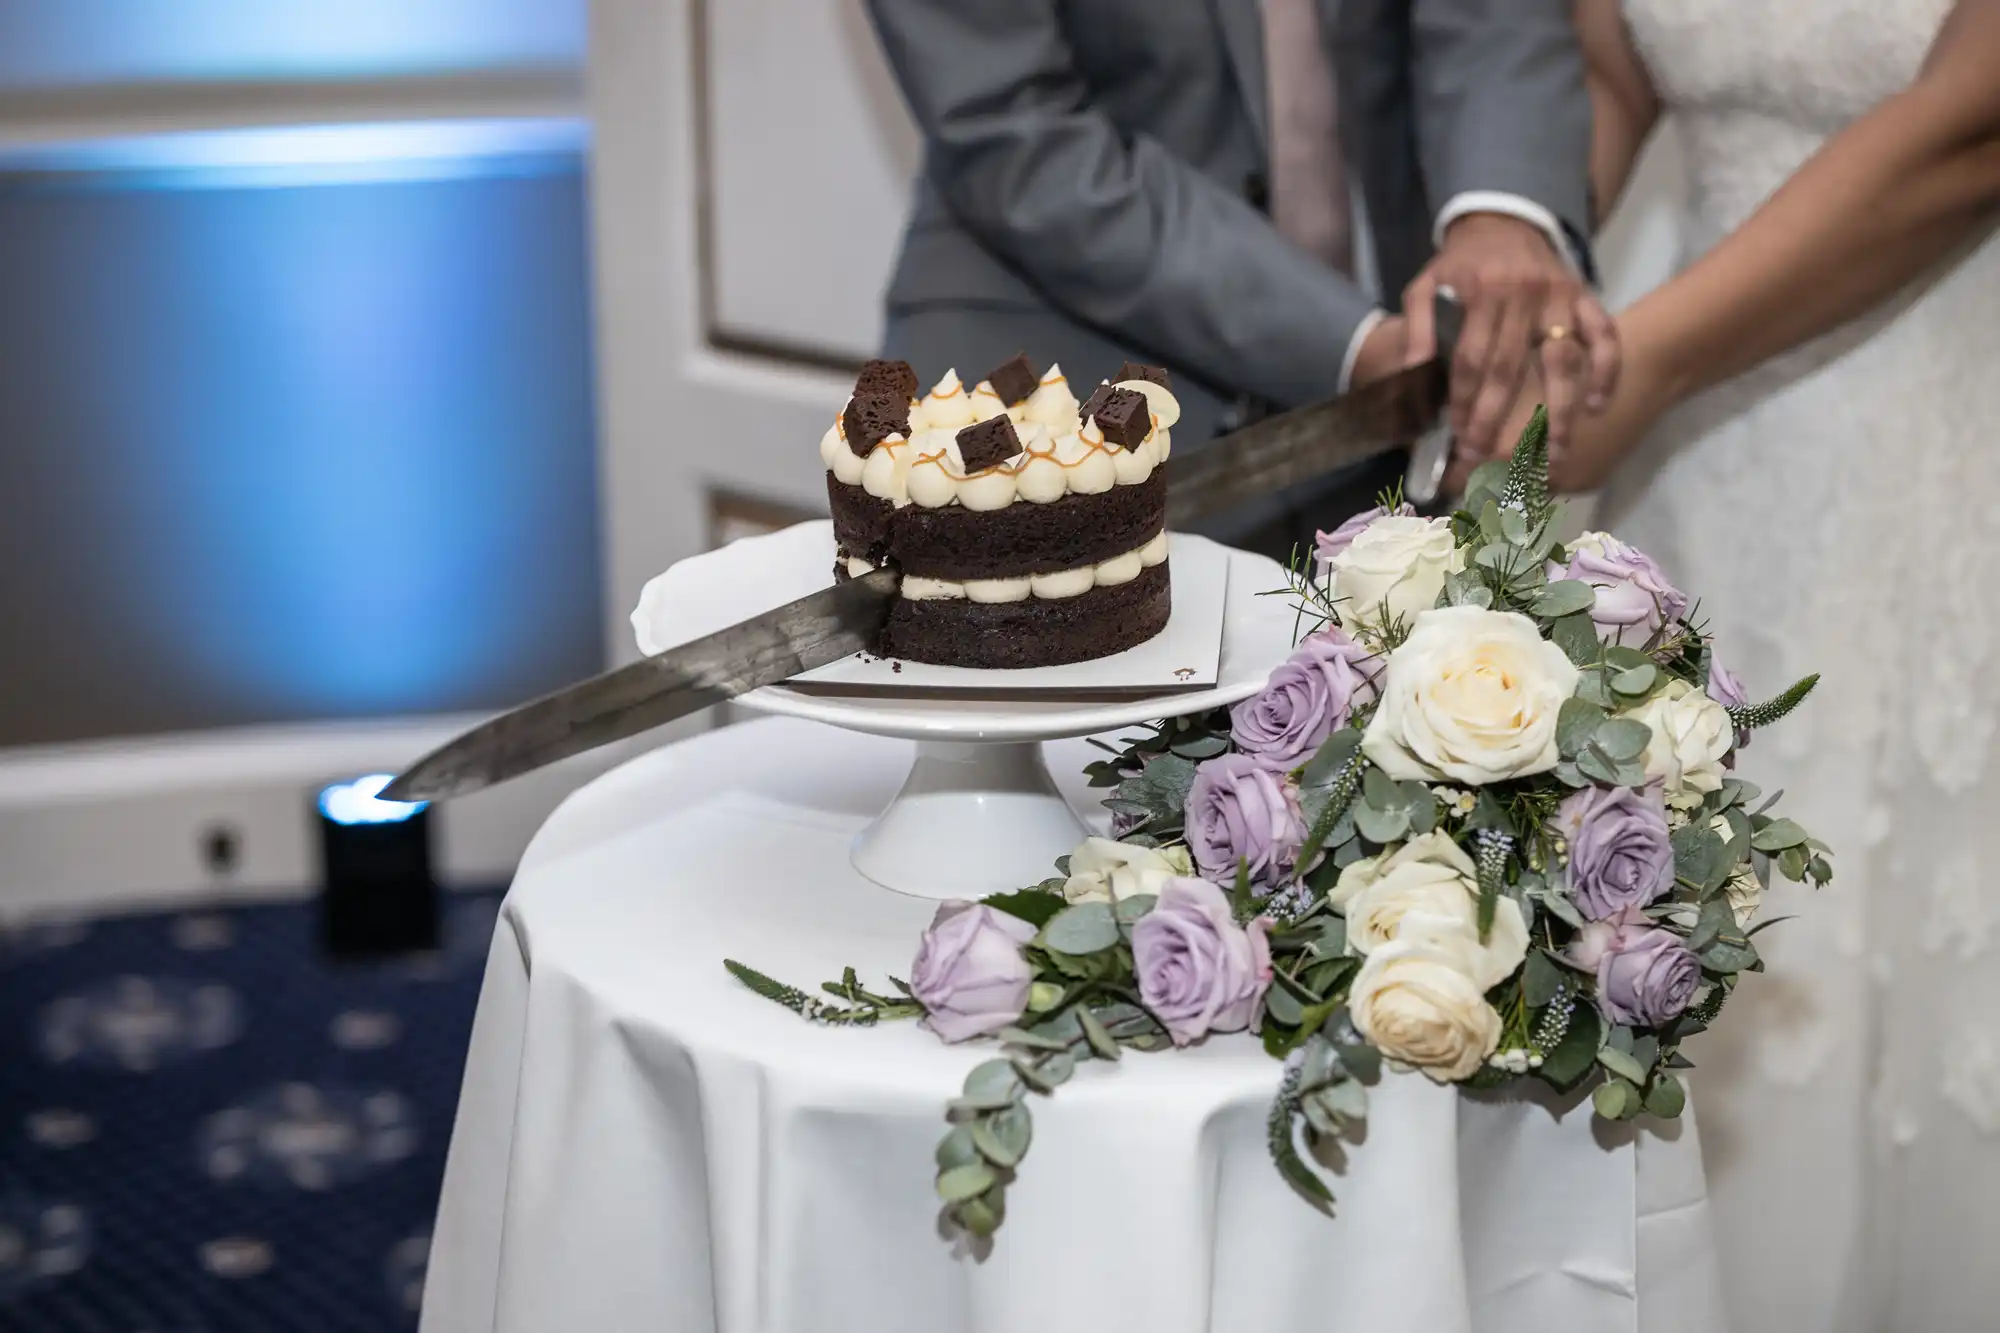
[818,357,1182,668]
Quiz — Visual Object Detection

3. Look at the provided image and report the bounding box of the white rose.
[1333,832,1528,989]
[1624,679,1733,797]
[1328,515,1463,636]
[1725,861,1765,927]
[1062,837,1192,904]
[1362,607,1582,785]
[1348,939,1503,1083]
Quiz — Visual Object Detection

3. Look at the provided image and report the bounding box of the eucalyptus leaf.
[1610,663,1659,697]
[1630,1034,1660,1072]
[1644,1073,1687,1119]
[1551,613,1603,667]
[1113,894,1157,925]
[937,1162,998,1202]
[1301,1090,1344,1138]
[1604,646,1655,672]
[1574,670,1615,709]
[1598,1046,1648,1085]
[971,1105,1033,1167]
[1593,1078,1640,1121]
[1077,1007,1121,1061]
[1312,915,1349,958]
[1607,1023,1636,1055]
[1554,760,1589,788]
[996,1026,1071,1053]
[1557,696,1609,758]
[1264,981,1306,1027]
[1408,786,1439,834]
[1168,731,1231,760]
[1576,746,1620,785]
[1753,818,1810,853]
[1323,1076,1369,1121]
[1499,506,1531,544]
[1534,886,1585,928]
[1354,800,1411,845]
[1041,902,1120,955]
[962,1060,1021,1108]
[1701,937,1761,975]
[1531,580,1598,619]
[952,1189,1003,1237]
[1523,950,1565,1008]
[982,887,1067,929]
[1594,717,1653,762]
[1363,766,1407,811]
[935,1124,981,1171]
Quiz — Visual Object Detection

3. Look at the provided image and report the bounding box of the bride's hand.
[1548,336,1675,491]
[1444,315,1673,496]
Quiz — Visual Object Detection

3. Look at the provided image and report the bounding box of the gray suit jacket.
[866,0,1592,473]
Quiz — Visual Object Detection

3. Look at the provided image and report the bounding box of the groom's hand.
[1402,214,1619,459]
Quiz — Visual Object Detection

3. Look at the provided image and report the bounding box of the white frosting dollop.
[907,432,966,509]
[1018,363,1080,430]
[859,433,912,504]
[957,467,1018,510]
[968,379,1008,422]
[1115,378,1182,429]
[914,369,976,431]
[1138,531,1169,566]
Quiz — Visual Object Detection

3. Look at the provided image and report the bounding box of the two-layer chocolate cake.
[821,354,1181,668]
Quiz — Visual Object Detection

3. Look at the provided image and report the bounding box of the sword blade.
[380,568,899,802]
[1162,356,1449,529]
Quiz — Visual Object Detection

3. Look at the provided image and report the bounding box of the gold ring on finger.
[1539,324,1571,345]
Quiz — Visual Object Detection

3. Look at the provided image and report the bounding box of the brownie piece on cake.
[817,357,1183,668]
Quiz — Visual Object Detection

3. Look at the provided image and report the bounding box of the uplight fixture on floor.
[316,773,438,958]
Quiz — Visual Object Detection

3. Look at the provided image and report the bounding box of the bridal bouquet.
[726,412,1829,1240]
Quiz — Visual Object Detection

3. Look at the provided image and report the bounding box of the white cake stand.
[633,524,1296,899]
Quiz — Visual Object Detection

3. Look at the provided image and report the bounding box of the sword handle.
[1403,288,1465,508]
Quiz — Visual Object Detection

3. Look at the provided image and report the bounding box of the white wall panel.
[701,0,918,362]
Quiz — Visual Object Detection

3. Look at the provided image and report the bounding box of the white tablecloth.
[421,717,1728,1333]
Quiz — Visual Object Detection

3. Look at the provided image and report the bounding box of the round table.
[420,718,1728,1333]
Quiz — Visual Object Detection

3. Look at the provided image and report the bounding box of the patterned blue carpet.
[0,891,503,1332]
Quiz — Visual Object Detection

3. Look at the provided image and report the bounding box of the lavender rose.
[1551,532,1689,647]
[1229,629,1379,768]
[1132,877,1274,1045]
[1557,784,1674,920]
[909,901,1035,1043]
[1185,754,1307,885]
[1570,905,1701,1027]
[1315,501,1414,569]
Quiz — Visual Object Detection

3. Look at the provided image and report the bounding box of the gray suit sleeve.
[864,0,1379,409]
[1410,0,1594,260]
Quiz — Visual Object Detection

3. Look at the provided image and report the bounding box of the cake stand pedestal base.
[850,740,1088,899]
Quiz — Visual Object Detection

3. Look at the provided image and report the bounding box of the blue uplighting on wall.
[0,121,603,744]
[0,1,585,89]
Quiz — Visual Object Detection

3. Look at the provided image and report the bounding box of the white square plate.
[632,521,1227,696]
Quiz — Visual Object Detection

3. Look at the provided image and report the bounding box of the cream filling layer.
[846,530,1168,603]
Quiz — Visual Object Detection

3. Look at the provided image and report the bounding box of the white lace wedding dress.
[1595,2,2000,1329]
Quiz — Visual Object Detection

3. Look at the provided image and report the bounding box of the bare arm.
[1630,0,2000,400]
[1572,0,1661,224]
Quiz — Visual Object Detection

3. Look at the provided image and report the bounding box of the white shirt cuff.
[1434,191,1582,272]
[1338,308,1390,394]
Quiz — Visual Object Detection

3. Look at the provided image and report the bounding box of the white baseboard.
[0,709,720,920]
